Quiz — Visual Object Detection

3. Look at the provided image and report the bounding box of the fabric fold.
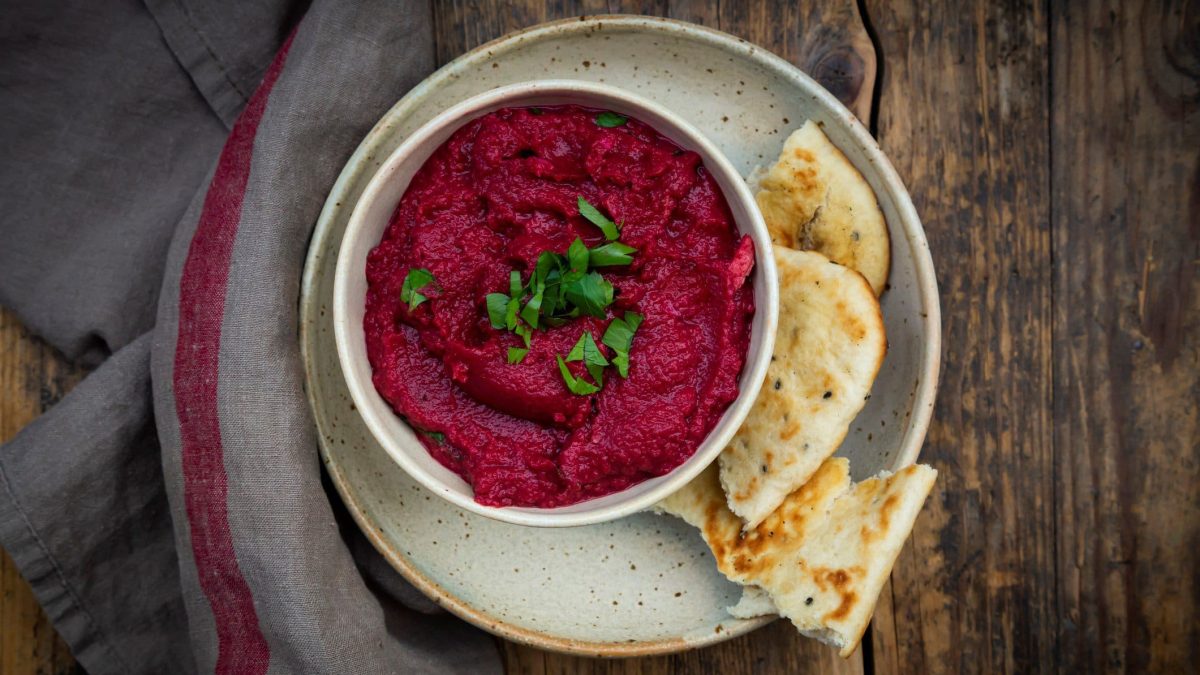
[0,334,194,674]
[142,0,306,128]
[0,0,228,365]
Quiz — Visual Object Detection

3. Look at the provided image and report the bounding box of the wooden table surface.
[2,1,1197,673]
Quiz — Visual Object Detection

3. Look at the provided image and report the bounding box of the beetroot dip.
[364,105,754,508]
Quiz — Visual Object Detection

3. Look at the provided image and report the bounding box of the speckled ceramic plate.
[300,16,939,656]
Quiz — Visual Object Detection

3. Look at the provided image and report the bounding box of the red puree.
[364,104,754,507]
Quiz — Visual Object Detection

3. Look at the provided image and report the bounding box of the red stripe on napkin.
[173,32,295,675]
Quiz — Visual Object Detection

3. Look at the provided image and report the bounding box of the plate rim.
[300,13,941,657]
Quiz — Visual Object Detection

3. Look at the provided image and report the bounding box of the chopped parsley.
[485,293,509,328]
[602,311,644,378]
[563,269,613,318]
[514,323,532,348]
[418,429,446,444]
[400,268,436,310]
[554,315,642,394]
[520,286,544,327]
[567,236,590,272]
[566,331,610,387]
[491,232,625,333]
[481,198,644,393]
[504,294,519,329]
[577,196,621,240]
[595,111,628,128]
[588,241,637,267]
[556,355,600,395]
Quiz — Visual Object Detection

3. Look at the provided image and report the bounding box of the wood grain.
[863,0,1200,673]
[861,1,1058,671]
[433,1,876,121]
[0,308,86,675]
[500,621,863,675]
[1050,1,1199,672]
[712,0,876,122]
[862,0,1058,671]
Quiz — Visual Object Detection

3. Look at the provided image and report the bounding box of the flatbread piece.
[659,458,936,657]
[719,247,886,528]
[726,585,777,618]
[751,120,890,295]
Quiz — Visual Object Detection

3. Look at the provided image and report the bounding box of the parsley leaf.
[535,251,559,281]
[418,429,446,444]
[521,284,544,328]
[577,196,621,240]
[513,324,532,345]
[566,331,609,386]
[626,311,644,332]
[611,351,629,379]
[583,332,609,366]
[587,363,604,387]
[588,241,637,267]
[504,296,519,330]
[567,237,589,272]
[556,355,600,395]
[584,334,609,385]
[401,268,435,310]
[567,331,607,364]
[514,323,532,348]
[486,293,510,329]
[566,332,587,361]
[509,270,523,298]
[540,274,562,316]
[602,311,644,378]
[595,111,628,128]
[507,347,529,364]
[563,271,614,318]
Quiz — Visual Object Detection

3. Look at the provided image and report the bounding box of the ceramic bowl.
[332,80,779,528]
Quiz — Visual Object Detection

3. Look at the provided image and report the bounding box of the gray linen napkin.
[0,1,502,673]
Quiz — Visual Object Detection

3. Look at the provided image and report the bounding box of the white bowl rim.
[332,79,780,528]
